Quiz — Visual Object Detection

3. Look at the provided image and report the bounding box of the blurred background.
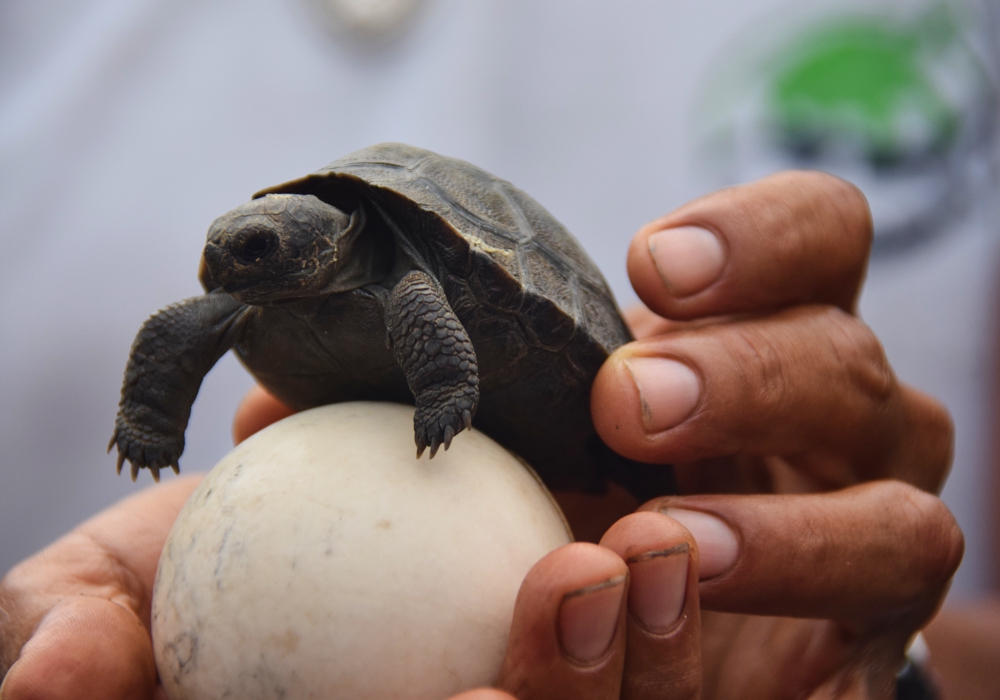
[1,0,998,602]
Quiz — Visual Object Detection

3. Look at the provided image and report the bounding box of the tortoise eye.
[235,232,278,264]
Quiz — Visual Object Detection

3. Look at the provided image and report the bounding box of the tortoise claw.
[413,391,476,459]
[111,415,184,480]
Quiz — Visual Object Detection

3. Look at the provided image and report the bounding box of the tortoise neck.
[316,204,395,294]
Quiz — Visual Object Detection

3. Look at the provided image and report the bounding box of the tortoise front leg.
[111,291,251,481]
[384,272,480,457]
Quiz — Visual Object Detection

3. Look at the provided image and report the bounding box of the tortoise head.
[202,194,372,304]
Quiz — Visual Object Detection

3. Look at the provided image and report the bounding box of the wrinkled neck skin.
[202,194,394,305]
[313,205,389,295]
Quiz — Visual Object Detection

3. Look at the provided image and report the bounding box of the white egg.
[152,402,572,700]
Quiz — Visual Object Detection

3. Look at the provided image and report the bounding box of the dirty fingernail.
[660,508,739,579]
[626,544,690,633]
[558,575,626,663]
[625,358,700,432]
[648,227,726,297]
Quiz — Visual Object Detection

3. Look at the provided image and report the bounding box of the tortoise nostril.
[235,232,278,264]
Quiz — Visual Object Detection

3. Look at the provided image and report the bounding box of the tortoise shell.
[212,143,674,498]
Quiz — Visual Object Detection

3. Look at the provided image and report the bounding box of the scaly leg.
[385,272,479,457]
[110,291,251,481]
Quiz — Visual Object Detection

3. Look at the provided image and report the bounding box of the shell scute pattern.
[115,143,677,499]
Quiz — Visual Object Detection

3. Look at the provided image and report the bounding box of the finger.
[496,543,628,700]
[0,597,156,700]
[644,481,963,626]
[592,306,953,490]
[628,171,872,319]
[449,691,517,700]
[599,513,701,700]
[232,385,294,444]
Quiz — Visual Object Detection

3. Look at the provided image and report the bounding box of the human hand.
[0,476,201,699]
[592,171,952,499]
[3,432,952,700]
[465,171,960,699]
[453,483,963,700]
[233,386,961,699]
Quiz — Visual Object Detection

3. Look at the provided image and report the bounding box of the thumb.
[0,597,156,700]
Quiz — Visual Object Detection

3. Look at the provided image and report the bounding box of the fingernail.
[660,508,739,579]
[647,227,726,297]
[626,543,689,633]
[624,358,700,432]
[558,574,626,663]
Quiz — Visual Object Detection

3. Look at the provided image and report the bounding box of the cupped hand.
[592,171,952,497]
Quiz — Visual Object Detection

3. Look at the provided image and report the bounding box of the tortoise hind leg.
[384,272,479,457]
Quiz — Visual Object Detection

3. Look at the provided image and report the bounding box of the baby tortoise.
[111,143,675,500]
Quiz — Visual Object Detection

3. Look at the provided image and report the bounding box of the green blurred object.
[771,12,960,164]
[690,0,997,254]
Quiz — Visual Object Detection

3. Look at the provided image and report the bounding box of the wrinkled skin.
[2,172,960,699]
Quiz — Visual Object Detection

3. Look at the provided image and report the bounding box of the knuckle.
[910,386,954,434]
[909,387,955,466]
[819,308,896,403]
[798,171,874,249]
[771,171,873,288]
[838,179,874,234]
[876,481,964,589]
[910,394,955,492]
[927,400,955,446]
[730,325,789,414]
